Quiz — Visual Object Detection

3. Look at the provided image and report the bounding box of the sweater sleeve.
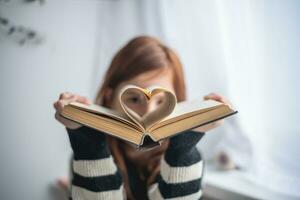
[148,130,205,200]
[66,126,124,200]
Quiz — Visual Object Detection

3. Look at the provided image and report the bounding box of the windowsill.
[203,165,299,200]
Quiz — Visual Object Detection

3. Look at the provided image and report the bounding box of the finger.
[57,95,89,112]
[204,93,222,101]
[53,101,59,110]
[61,96,79,107]
[55,111,62,121]
[53,99,70,111]
[213,119,224,126]
[59,92,72,100]
[54,93,74,109]
[76,96,92,105]
[211,95,228,104]
[56,96,77,112]
[55,95,91,113]
[55,101,66,113]
[207,92,219,97]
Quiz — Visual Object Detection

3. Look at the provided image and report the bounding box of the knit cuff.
[66,126,111,160]
[165,130,205,167]
[167,130,205,154]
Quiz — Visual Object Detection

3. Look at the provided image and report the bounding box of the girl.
[54,36,232,200]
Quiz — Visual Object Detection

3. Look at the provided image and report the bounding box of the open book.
[61,85,238,148]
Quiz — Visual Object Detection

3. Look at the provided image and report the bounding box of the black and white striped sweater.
[66,126,205,200]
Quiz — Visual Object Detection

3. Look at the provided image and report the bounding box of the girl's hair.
[94,36,186,199]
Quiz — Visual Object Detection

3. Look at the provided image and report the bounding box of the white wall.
[0,1,101,199]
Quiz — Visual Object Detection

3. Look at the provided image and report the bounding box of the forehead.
[121,68,174,92]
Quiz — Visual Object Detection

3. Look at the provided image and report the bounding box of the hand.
[53,92,92,130]
[193,93,233,132]
[204,92,233,108]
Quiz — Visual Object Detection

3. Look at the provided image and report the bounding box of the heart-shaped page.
[119,85,177,132]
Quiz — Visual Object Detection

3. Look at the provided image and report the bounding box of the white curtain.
[92,0,300,197]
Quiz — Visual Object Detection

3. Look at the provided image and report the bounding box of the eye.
[157,98,164,105]
[130,97,139,103]
[126,95,141,104]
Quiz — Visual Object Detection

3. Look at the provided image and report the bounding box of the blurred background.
[0,0,299,199]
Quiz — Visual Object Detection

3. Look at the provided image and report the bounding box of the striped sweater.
[66,126,205,200]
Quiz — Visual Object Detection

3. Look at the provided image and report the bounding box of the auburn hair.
[94,36,186,199]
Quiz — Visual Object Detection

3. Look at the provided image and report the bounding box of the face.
[106,68,175,165]
[110,68,175,117]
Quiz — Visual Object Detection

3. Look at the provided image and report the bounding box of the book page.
[147,99,225,131]
[150,105,237,141]
[61,105,144,145]
[69,102,140,130]
[166,99,223,119]
[118,84,177,131]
